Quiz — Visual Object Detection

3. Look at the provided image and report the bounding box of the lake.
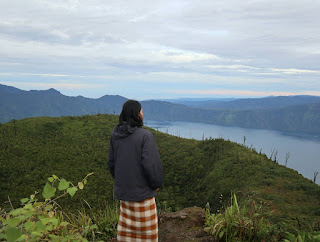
[146,120,320,185]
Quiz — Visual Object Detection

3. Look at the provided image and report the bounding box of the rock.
[158,207,214,241]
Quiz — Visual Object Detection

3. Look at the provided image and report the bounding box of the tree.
[285,152,290,167]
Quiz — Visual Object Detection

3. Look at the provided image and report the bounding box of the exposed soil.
[158,207,214,241]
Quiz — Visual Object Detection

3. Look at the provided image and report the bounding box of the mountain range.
[160,96,320,110]
[1,83,320,133]
[0,84,127,122]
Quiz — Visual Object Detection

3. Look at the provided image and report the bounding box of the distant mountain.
[173,96,320,110]
[1,83,320,133]
[0,83,127,123]
[142,100,320,134]
[152,98,237,108]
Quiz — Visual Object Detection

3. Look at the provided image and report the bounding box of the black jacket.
[107,124,164,201]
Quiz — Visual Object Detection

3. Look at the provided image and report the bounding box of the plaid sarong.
[117,197,158,242]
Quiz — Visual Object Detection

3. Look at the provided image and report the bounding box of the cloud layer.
[0,0,319,99]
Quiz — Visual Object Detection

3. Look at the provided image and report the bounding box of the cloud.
[205,65,320,76]
[0,0,319,98]
[129,9,160,22]
[152,49,221,63]
[205,64,261,73]
[1,81,105,90]
[270,68,320,75]
[206,65,259,70]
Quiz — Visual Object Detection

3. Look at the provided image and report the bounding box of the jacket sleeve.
[107,137,115,179]
[141,132,164,190]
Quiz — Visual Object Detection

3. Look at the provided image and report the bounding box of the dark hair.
[119,100,143,127]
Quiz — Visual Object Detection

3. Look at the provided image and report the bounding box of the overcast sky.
[0,0,320,100]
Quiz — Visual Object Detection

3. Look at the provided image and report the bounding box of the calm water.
[146,120,320,185]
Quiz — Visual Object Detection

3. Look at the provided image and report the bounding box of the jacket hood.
[112,123,138,139]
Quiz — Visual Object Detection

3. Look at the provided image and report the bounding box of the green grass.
[0,114,319,236]
[60,201,119,241]
[205,193,320,241]
[205,194,280,241]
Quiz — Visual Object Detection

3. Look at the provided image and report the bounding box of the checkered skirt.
[117,197,158,242]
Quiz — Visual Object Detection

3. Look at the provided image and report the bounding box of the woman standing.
[108,100,164,241]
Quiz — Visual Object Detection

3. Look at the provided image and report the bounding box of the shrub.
[0,173,97,241]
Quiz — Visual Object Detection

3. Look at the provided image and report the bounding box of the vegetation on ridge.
[0,114,319,240]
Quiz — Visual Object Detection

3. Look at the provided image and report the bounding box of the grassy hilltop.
[0,114,319,236]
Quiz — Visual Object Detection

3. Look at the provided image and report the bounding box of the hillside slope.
[0,115,319,232]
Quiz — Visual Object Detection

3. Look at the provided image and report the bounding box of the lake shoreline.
[147,120,320,185]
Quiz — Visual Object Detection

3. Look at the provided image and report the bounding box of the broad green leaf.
[17,215,26,223]
[49,234,58,240]
[24,221,34,231]
[62,235,73,242]
[6,227,20,242]
[42,183,56,199]
[46,224,53,231]
[9,208,22,216]
[24,204,33,210]
[33,202,43,207]
[22,210,34,220]
[7,218,21,227]
[60,221,69,226]
[16,234,27,241]
[48,177,54,182]
[31,231,43,237]
[41,218,51,225]
[20,198,29,204]
[58,179,69,191]
[78,182,84,190]
[52,175,58,180]
[51,218,59,226]
[45,204,53,211]
[35,221,46,232]
[67,187,78,197]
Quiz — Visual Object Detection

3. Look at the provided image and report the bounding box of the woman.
[108,100,164,241]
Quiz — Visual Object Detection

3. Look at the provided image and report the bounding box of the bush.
[0,173,97,241]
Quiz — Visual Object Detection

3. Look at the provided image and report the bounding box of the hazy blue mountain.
[0,83,127,123]
[152,98,238,107]
[1,83,320,133]
[142,100,320,134]
[174,96,320,110]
